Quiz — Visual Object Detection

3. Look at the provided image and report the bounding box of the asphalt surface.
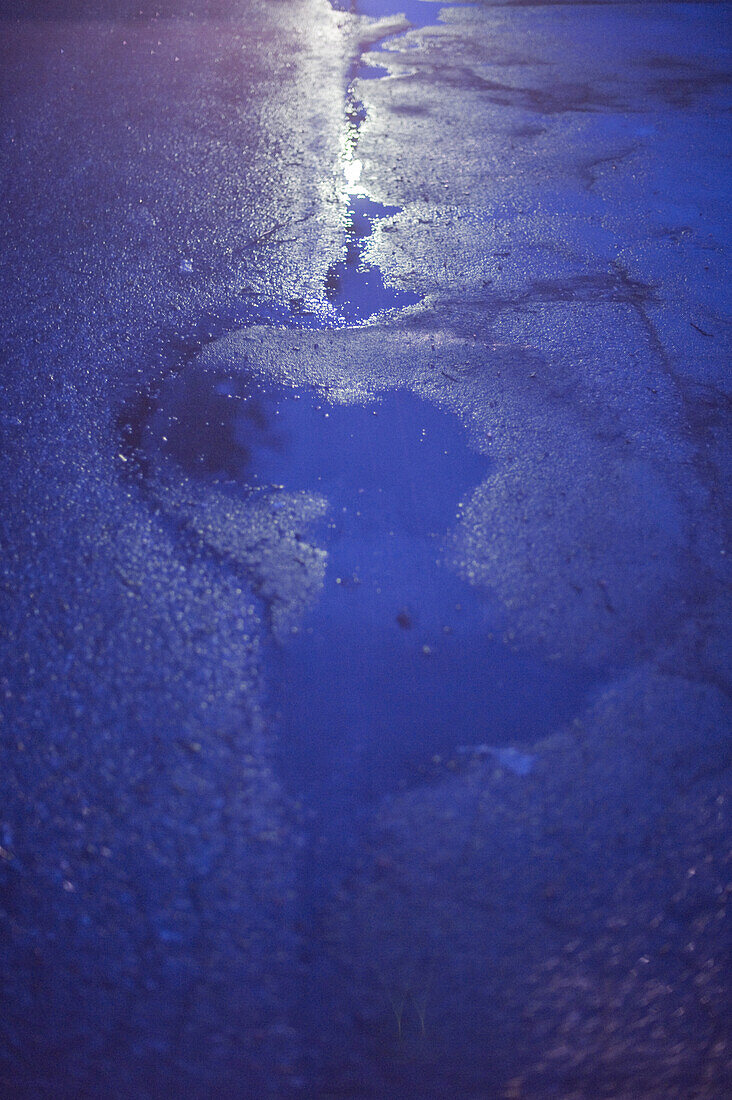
[1,1,730,1097]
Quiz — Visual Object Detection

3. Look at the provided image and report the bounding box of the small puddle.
[357,60,390,80]
[355,0,445,30]
[325,195,420,321]
[324,1,439,322]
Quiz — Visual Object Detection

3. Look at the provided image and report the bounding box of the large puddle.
[139,371,593,820]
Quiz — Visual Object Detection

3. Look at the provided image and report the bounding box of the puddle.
[325,195,421,321]
[138,371,593,816]
[357,60,390,80]
[324,1,442,322]
[343,0,448,31]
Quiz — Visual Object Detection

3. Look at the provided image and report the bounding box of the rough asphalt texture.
[1,1,730,1097]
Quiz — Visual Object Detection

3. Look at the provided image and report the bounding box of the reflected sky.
[329,6,430,320]
[139,371,595,819]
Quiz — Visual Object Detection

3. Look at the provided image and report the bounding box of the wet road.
[1,1,730,1097]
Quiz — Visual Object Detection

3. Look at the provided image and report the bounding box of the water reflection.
[139,371,593,814]
[327,7,427,321]
[325,195,421,320]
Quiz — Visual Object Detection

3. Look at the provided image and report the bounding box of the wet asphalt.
[1,1,730,1097]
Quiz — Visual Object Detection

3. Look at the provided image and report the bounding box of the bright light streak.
[344,157,363,190]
